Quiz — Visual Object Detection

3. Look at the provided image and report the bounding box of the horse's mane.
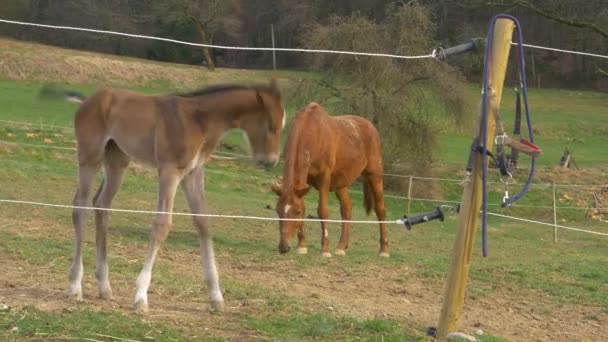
[175,83,275,98]
[281,104,320,192]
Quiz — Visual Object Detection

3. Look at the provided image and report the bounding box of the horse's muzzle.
[256,153,279,168]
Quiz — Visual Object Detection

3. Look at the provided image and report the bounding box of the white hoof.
[296,247,308,254]
[210,300,225,312]
[67,284,83,302]
[321,252,332,258]
[334,249,346,256]
[133,298,149,313]
[98,288,113,300]
[379,252,390,258]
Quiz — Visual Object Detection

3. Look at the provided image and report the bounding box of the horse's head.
[242,78,285,167]
[271,182,310,254]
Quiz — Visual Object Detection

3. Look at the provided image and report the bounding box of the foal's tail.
[363,180,374,216]
[39,85,87,104]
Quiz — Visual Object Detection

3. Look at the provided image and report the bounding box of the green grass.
[437,85,608,167]
[0,306,204,341]
[247,313,422,341]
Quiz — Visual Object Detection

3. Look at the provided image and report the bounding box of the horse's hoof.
[210,300,225,312]
[321,252,332,258]
[133,299,149,313]
[379,252,390,258]
[296,247,308,254]
[334,249,346,256]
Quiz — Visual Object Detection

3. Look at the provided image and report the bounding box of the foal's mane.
[175,83,276,98]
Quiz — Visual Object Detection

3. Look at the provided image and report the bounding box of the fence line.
[0,198,401,225]
[0,19,434,60]
[2,19,608,61]
[514,42,608,59]
[0,119,73,132]
[487,212,608,237]
[1,197,607,237]
[1,139,606,212]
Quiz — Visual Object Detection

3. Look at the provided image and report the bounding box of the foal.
[44,79,285,312]
[271,103,389,257]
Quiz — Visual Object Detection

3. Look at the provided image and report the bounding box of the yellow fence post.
[437,18,515,338]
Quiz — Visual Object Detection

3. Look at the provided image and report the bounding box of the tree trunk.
[195,21,215,71]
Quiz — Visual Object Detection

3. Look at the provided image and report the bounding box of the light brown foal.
[43,79,285,312]
[271,103,389,257]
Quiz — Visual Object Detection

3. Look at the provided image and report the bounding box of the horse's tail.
[39,85,87,104]
[363,180,374,216]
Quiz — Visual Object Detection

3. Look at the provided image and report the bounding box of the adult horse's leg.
[92,143,129,300]
[134,168,181,312]
[68,162,101,300]
[334,187,352,256]
[180,166,224,311]
[366,176,389,257]
[317,180,332,257]
[295,225,308,254]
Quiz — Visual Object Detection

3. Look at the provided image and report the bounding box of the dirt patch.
[1,216,605,342]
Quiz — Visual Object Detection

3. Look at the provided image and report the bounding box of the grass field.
[0,38,607,341]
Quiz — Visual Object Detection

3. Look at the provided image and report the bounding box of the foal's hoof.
[295,247,308,255]
[210,300,225,312]
[133,299,149,313]
[379,252,390,258]
[67,287,83,302]
[98,288,113,300]
[320,252,332,258]
[334,249,346,256]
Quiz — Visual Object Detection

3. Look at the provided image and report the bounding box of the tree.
[155,0,241,71]
[297,3,467,187]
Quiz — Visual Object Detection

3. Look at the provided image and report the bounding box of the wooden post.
[407,175,413,215]
[552,181,558,243]
[437,18,515,339]
[271,24,277,70]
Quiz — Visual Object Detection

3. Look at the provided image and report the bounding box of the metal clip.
[461,171,471,186]
[494,133,508,145]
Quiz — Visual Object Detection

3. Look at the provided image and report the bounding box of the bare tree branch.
[511,0,608,38]
[463,0,608,38]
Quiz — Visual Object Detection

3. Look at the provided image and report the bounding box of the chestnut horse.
[271,103,389,257]
[42,79,285,312]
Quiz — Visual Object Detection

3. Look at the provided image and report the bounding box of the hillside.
[2,37,608,170]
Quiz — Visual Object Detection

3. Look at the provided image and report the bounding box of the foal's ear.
[295,186,310,197]
[255,90,265,105]
[270,182,283,196]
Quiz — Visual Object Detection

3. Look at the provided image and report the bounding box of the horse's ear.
[270,182,283,196]
[295,186,310,197]
[269,77,280,96]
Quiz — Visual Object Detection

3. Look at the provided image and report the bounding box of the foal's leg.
[92,144,129,300]
[134,169,181,312]
[69,162,101,300]
[366,176,389,257]
[334,187,352,256]
[317,181,332,257]
[181,166,224,311]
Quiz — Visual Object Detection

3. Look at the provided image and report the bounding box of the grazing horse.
[42,79,285,312]
[271,103,389,257]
